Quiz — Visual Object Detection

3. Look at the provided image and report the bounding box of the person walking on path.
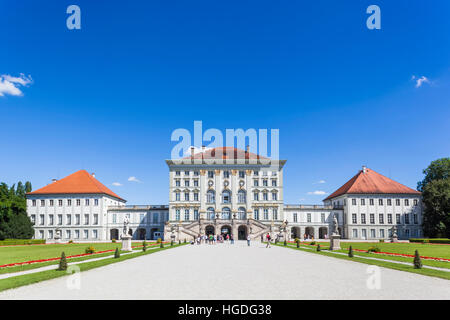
[247,234,251,246]
[266,233,271,248]
[230,234,234,244]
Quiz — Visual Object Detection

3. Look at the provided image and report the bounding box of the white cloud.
[299,198,306,201]
[316,180,326,184]
[112,182,122,186]
[0,73,33,97]
[411,75,430,88]
[128,176,141,183]
[307,190,327,195]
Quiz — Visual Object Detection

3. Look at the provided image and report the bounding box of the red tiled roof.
[27,170,125,202]
[324,167,420,201]
[183,147,269,160]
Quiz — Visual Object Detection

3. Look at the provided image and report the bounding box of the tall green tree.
[418,158,450,238]
[0,181,34,240]
[25,181,32,193]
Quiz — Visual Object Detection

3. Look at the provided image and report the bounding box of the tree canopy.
[0,182,34,240]
[418,158,450,238]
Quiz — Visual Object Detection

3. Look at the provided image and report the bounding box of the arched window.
[238,207,246,220]
[207,207,215,220]
[237,190,246,203]
[222,190,231,204]
[206,190,215,203]
[222,207,231,220]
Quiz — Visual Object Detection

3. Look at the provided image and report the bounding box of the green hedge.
[409,238,450,244]
[0,239,46,246]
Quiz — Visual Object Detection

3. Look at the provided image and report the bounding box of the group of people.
[193,233,253,246]
[303,234,315,241]
[194,233,235,245]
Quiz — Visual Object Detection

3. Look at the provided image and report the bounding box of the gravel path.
[0,241,449,300]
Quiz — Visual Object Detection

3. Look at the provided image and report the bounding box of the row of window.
[174,190,278,202]
[350,198,418,206]
[351,213,418,225]
[173,208,279,221]
[37,229,98,240]
[174,170,277,177]
[292,212,328,223]
[31,198,99,207]
[30,214,99,226]
[111,213,167,224]
[174,178,278,187]
[352,228,419,239]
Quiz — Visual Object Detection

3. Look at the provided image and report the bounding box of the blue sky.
[1,1,449,204]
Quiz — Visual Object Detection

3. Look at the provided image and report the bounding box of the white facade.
[284,205,343,240]
[167,165,285,223]
[106,205,169,240]
[323,194,423,240]
[26,163,423,242]
[27,194,125,241]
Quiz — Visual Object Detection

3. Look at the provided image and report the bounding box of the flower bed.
[352,248,450,262]
[0,242,168,268]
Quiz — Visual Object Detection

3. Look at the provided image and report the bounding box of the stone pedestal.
[391,236,399,243]
[329,235,341,250]
[121,235,132,251]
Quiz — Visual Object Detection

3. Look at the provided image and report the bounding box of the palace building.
[26,148,423,241]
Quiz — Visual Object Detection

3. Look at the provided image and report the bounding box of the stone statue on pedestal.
[392,226,398,237]
[54,228,62,243]
[121,216,132,251]
[329,214,341,250]
[391,226,399,242]
[332,214,339,235]
[123,216,130,236]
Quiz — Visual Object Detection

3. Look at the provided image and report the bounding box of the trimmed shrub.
[179,240,181,245]
[284,240,287,246]
[184,239,187,243]
[310,241,316,246]
[58,252,67,271]
[68,240,73,244]
[367,246,380,253]
[160,242,164,248]
[112,239,116,243]
[0,239,46,246]
[156,238,162,244]
[294,238,300,244]
[296,241,300,248]
[142,241,147,252]
[379,239,384,243]
[114,247,120,258]
[348,246,354,257]
[171,240,174,246]
[409,238,450,244]
[413,250,422,269]
[316,244,321,252]
[85,246,95,254]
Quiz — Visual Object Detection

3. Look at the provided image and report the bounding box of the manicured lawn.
[0,243,185,292]
[302,241,450,259]
[0,242,150,265]
[0,245,146,275]
[278,243,450,280]
[288,243,450,269]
